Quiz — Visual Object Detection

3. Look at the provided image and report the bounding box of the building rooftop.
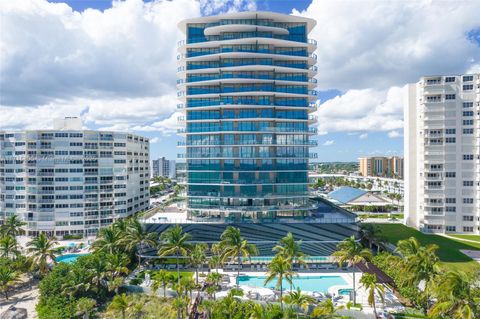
[328,187,367,204]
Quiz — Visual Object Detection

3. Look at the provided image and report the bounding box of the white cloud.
[323,140,334,146]
[296,0,480,136]
[150,137,159,143]
[359,133,368,140]
[316,86,404,133]
[388,130,402,138]
[0,0,249,133]
[199,0,256,15]
[295,0,480,91]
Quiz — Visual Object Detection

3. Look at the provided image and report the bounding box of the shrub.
[63,234,83,240]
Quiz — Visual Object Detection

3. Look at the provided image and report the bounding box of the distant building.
[326,186,390,210]
[0,118,150,236]
[152,157,176,179]
[358,156,403,179]
[405,73,480,234]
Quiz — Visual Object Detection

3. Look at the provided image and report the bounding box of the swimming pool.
[238,275,347,293]
[56,253,89,263]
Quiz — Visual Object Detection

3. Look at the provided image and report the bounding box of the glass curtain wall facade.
[177,12,318,222]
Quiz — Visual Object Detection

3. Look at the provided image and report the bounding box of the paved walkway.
[0,285,38,319]
[440,234,480,244]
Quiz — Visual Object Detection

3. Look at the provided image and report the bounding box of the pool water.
[338,288,353,295]
[56,253,89,263]
[238,275,347,293]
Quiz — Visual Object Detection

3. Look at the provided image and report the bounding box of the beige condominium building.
[405,73,480,234]
[358,156,403,179]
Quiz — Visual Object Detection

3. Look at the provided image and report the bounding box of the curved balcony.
[178,64,317,77]
[186,191,309,199]
[180,88,318,100]
[178,51,316,65]
[184,179,308,185]
[204,24,289,36]
[178,37,316,53]
[178,77,318,89]
[179,128,317,136]
[177,141,316,147]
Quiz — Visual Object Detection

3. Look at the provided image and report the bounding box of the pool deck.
[216,269,403,314]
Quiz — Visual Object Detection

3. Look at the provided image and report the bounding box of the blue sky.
[1,0,479,162]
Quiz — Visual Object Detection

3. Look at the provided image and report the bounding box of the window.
[446,206,456,212]
[462,75,473,82]
[445,76,456,83]
[463,216,474,222]
[445,128,456,134]
[463,181,474,187]
[463,111,474,116]
[445,198,456,204]
[463,154,474,160]
[463,198,474,204]
[445,94,456,100]
[445,226,456,232]
[463,128,474,134]
[445,137,456,143]
[445,172,456,178]
[463,84,474,91]
[463,120,474,125]
[463,102,473,108]
[463,226,474,232]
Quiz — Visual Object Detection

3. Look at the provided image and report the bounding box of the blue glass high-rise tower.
[177,11,318,222]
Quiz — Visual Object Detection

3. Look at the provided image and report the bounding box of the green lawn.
[449,234,480,242]
[371,223,480,272]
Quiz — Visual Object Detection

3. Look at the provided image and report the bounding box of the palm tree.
[27,233,58,276]
[180,276,197,300]
[311,298,344,318]
[1,215,26,237]
[274,232,306,260]
[218,226,258,287]
[198,299,215,319]
[396,237,439,312]
[429,270,480,319]
[152,269,172,297]
[283,288,316,319]
[0,235,19,259]
[75,297,96,319]
[332,235,372,305]
[359,224,384,251]
[205,285,218,301]
[121,219,157,265]
[208,254,223,273]
[108,293,131,319]
[105,253,130,280]
[264,254,294,309]
[92,227,121,255]
[0,265,20,299]
[273,232,305,290]
[359,273,385,318]
[158,225,192,286]
[87,256,108,291]
[222,288,244,319]
[172,296,188,319]
[190,243,208,284]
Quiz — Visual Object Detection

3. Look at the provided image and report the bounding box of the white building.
[0,118,150,237]
[152,157,176,179]
[405,74,480,234]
